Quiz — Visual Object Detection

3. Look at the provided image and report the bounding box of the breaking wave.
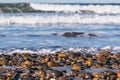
[0,3,120,14]
[30,3,120,14]
[0,14,120,25]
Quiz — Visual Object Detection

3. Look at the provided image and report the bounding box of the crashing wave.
[30,3,120,14]
[0,3,120,14]
[0,14,120,25]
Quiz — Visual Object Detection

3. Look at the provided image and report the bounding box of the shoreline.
[0,46,120,55]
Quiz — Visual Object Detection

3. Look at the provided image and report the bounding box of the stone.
[47,61,60,67]
[85,59,92,67]
[72,64,81,71]
[117,71,120,78]
[24,60,31,65]
[58,53,67,58]
[62,32,84,37]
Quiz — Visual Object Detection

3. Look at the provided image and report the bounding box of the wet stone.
[0,51,119,80]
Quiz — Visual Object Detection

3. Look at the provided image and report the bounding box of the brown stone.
[22,53,30,59]
[37,66,43,70]
[39,70,45,77]
[93,77,99,80]
[0,61,6,66]
[72,64,81,71]
[47,61,59,67]
[44,55,50,63]
[85,59,92,67]
[24,60,31,65]
[117,71,120,78]
[0,57,6,61]
[58,53,67,58]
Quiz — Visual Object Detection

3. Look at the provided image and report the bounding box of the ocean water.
[0,3,120,53]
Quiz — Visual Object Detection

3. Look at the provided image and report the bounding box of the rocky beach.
[0,48,119,80]
[0,3,120,80]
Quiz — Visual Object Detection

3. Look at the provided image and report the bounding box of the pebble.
[0,51,119,80]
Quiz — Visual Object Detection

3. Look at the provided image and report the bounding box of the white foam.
[37,49,53,55]
[0,46,119,55]
[101,46,120,53]
[101,46,113,51]
[112,46,120,52]
[30,3,120,14]
[10,49,37,54]
[0,14,120,25]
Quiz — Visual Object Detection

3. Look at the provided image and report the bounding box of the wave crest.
[0,3,120,14]
[0,14,120,25]
[30,3,120,14]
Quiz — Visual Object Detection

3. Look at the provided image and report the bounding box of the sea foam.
[30,3,120,14]
[0,14,120,25]
[0,46,120,55]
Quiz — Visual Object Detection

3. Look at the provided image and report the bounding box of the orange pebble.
[85,59,92,67]
[58,52,67,58]
[117,71,120,78]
